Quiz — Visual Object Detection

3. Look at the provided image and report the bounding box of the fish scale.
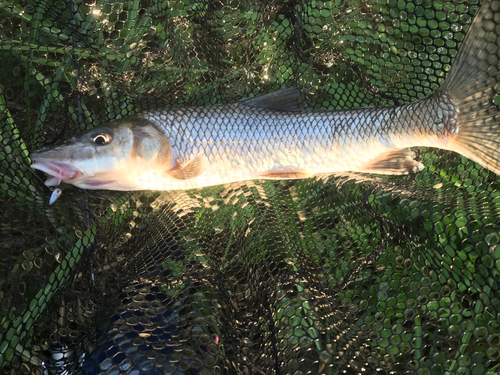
[30,0,500,193]
[138,99,448,191]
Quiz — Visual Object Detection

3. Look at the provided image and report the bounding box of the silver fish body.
[30,0,500,191]
[137,95,457,190]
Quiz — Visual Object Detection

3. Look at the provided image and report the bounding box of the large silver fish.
[31,0,500,192]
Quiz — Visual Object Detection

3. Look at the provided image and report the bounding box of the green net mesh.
[1,0,500,374]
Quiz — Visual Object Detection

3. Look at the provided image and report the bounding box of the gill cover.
[129,118,172,168]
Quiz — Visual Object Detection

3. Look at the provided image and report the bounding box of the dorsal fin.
[239,88,303,112]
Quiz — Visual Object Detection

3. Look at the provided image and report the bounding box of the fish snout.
[30,160,83,186]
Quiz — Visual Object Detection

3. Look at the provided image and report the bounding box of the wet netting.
[1,0,500,374]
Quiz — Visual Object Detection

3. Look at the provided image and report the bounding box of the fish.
[31,0,500,193]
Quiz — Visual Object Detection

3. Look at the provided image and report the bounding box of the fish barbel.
[31,0,500,192]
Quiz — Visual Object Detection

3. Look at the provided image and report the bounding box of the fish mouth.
[31,161,83,186]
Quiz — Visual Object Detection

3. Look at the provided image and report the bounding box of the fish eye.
[91,132,112,145]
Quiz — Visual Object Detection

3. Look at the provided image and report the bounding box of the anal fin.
[167,154,204,180]
[360,148,423,175]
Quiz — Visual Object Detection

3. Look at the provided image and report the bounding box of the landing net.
[1,0,499,374]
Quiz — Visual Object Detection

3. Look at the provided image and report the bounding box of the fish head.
[31,117,171,190]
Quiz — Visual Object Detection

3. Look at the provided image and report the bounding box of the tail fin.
[444,0,500,175]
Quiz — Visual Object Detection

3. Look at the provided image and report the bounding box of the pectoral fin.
[167,154,205,180]
[360,148,424,175]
